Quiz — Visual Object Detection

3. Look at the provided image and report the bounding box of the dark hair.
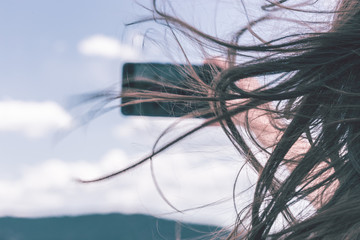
[84,0,360,239]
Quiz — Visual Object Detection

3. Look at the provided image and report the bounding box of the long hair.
[84,0,360,239]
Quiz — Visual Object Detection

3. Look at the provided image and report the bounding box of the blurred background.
[0,0,334,238]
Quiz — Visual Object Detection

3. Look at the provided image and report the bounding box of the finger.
[203,57,228,69]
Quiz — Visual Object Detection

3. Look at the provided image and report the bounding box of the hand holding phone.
[121,63,217,118]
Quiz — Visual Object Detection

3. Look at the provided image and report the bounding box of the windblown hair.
[85,0,360,239]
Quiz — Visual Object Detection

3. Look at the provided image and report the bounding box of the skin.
[206,58,337,209]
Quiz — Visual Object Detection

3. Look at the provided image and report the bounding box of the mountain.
[0,213,223,240]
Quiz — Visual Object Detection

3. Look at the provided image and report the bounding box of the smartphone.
[121,63,217,118]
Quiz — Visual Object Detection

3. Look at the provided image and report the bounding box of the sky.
[0,0,335,227]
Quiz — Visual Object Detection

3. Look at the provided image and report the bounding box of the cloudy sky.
[0,0,335,227]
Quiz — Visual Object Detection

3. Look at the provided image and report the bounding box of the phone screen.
[121,63,215,118]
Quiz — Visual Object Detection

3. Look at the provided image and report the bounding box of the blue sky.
[0,0,334,226]
[0,0,257,226]
[1,0,135,170]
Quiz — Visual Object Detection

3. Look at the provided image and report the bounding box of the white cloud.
[113,117,212,144]
[0,142,313,226]
[0,147,258,227]
[78,34,140,60]
[0,100,72,138]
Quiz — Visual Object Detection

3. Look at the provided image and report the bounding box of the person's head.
[88,0,360,239]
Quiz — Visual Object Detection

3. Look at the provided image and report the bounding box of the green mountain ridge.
[0,213,222,240]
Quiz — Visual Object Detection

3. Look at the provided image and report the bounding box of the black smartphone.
[121,63,217,118]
